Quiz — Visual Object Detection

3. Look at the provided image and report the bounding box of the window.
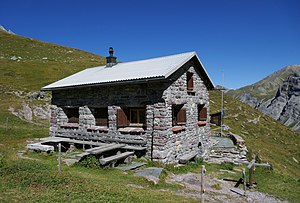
[130,109,146,126]
[93,108,108,126]
[187,72,194,91]
[172,104,186,126]
[198,104,207,121]
[117,107,146,128]
[63,107,79,123]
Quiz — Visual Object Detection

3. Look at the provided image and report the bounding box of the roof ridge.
[84,51,196,70]
[120,51,195,65]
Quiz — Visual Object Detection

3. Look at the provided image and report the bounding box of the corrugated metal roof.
[42,51,213,90]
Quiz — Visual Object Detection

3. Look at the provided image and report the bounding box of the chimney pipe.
[106,47,117,67]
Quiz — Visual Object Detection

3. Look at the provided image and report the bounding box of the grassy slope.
[0,30,105,91]
[0,30,299,202]
[0,31,196,202]
[210,90,300,201]
[227,65,300,101]
[210,90,299,177]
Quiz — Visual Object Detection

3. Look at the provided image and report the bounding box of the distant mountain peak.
[228,65,300,132]
[0,24,16,35]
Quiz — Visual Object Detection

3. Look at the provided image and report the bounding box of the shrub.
[78,155,99,169]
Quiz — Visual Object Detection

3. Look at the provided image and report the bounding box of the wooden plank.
[85,143,115,153]
[100,151,134,165]
[89,144,126,155]
[247,159,256,169]
[255,163,271,167]
[27,143,54,152]
[100,137,147,145]
[71,140,105,146]
[122,145,147,151]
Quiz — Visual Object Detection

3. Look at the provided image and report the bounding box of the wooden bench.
[86,144,126,155]
[100,151,134,165]
[27,143,54,152]
[179,151,198,164]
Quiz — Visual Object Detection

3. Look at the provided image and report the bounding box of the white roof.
[42,51,214,90]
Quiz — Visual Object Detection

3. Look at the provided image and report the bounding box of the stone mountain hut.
[42,48,214,163]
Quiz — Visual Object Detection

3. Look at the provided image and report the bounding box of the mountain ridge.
[228,65,300,132]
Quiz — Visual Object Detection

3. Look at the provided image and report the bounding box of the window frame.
[198,104,207,121]
[172,104,186,126]
[129,108,146,127]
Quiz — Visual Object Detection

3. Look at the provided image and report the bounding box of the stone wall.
[50,63,210,163]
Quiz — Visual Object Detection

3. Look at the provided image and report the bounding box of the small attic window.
[187,72,194,91]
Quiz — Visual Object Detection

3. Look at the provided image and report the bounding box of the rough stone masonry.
[46,52,213,163]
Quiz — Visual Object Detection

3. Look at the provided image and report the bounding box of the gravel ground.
[166,173,288,203]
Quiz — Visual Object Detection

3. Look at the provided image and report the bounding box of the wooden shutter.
[176,108,186,125]
[117,108,129,127]
[198,105,207,121]
[187,72,194,91]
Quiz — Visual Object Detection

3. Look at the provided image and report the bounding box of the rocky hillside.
[228,65,300,132]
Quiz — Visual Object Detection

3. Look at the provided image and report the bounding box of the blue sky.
[1,0,299,89]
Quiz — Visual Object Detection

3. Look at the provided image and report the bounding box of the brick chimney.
[106,47,117,67]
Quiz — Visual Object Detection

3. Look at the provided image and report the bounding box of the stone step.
[179,151,198,164]
[115,162,147,171]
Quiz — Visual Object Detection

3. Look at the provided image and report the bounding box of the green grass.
[0,31,196,202]
[0,30,105,91]
[0,30,299,202]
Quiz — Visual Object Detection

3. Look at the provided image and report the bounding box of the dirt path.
[166,173,287,203]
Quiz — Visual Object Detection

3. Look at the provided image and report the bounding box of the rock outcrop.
[228,65,300,133]
[258,73,300,132]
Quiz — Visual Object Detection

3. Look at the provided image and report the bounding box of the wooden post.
[58,143,62,176]
[201,165,206,203]
[242,168,246,196]
[247,158,255,188]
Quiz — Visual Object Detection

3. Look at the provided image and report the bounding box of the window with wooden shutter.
[93,108,108,126]
[172,105,186,126]
[187,72,194,91]
[63,107,79,123]
[198,104,207,121]
[117,108,129,128]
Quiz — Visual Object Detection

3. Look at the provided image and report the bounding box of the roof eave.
[41,76,166,91]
